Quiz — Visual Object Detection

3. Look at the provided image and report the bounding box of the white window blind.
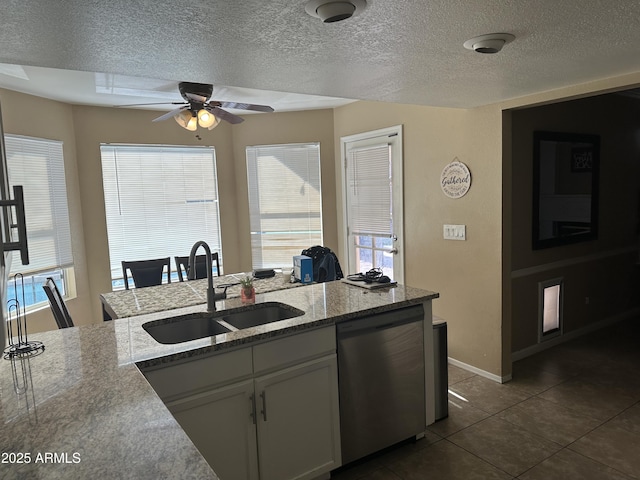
[246,143,323,269]
[347,143,393,237]
[100,144,222,282]
[5,135,73,275]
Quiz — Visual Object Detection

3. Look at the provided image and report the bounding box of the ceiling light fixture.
[174,107,220,131]
[174,109,197,131]
[463,33,515,54]
[197,108,220,129]
[305,0,367,23]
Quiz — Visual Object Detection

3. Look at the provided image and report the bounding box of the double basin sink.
[142,302,305,344]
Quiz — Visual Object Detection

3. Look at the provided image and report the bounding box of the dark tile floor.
[332,317,640,479]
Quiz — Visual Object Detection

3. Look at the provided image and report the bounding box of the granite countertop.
[115,280,440,368]
[100,272,304,320]
[0,324,218,480]
[1,280,438,479]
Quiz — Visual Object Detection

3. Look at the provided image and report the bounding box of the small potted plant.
[240,276,255,303]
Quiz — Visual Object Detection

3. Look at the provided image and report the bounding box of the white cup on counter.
[282,267,292,283]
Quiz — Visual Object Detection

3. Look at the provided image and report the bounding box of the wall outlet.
[444,224,466,240]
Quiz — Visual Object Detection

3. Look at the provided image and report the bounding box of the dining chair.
[42,277,74,329]
[175,253,221,282]
[122,257,171,289]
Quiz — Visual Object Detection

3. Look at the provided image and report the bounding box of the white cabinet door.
[254,355,341,480]
[168,379,259,480]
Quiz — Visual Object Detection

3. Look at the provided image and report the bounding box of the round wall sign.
[440,160,471,198]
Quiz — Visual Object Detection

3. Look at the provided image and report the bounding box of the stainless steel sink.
[142,302,304,344]
[218,303,305,330]
[143,313,232,344]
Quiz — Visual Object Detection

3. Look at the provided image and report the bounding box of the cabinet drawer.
[143,347,252,400]
[253,326,336,374]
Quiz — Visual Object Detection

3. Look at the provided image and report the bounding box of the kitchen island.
[1,280,438,479]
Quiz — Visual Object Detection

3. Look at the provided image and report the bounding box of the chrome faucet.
[188,240,217,312]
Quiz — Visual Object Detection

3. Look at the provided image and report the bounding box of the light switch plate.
[443,224,466,240]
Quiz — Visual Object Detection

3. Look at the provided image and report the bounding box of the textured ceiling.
[1,0,640,110]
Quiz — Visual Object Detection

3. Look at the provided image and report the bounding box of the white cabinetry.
[168,379,259,480]
[255,355,339,480]
[142,326,341,480]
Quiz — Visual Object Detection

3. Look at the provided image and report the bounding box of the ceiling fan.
[120,82,274,131]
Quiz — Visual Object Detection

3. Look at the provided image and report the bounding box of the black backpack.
[300,246,344,283]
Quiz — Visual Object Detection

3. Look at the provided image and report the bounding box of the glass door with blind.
[341,126,404,283]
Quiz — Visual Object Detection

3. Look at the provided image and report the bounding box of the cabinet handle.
[260,391,267,421]
[250,394,257,425]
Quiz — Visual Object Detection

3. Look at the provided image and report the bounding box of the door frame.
[340,125,404,283]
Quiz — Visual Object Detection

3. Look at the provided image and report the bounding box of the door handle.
[260,391,267,421]
[388,248,398,254]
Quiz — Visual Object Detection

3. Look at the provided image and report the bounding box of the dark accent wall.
[511,93,640,352]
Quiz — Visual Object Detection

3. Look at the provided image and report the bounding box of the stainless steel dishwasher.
[337,304,425,464]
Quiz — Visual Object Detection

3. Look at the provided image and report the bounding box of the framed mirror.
[532,131,600,249]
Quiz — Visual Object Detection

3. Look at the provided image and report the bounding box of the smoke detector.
[305,0,367,23]
[464,33,515,54]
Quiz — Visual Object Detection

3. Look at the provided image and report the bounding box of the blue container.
[293,255,313,284]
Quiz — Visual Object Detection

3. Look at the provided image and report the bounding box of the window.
[246,143,323,269]
[4,135,74,309]
[539,278,563,341]
[346,142,394,278]
[100,144,222,288]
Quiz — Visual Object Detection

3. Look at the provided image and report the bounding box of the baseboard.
[447,357,512,384]
[511,307,640,362]
[447,307,640,384]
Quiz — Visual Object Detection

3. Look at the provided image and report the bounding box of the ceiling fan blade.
[218,101,274,112]
[152,106,189,122]
[208,106,244,124]
[184,92,209,103]
[115,101,186,108]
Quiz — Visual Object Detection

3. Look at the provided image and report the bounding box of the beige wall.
[333,101,507,377]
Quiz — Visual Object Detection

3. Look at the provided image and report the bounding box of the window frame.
[4,134,75,311]
[100,144,223,289]
[246,142,323,270]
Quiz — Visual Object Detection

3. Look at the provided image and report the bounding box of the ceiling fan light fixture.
[174,109,192,129]
[305,0,366,23]
[148,82,272,129]
[197,108,218,129]
[174,109,198,131]
[186,115,198,131]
